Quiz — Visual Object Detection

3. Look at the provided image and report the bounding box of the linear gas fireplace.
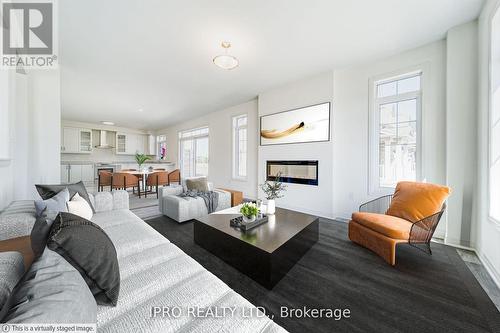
[266,160,319,186]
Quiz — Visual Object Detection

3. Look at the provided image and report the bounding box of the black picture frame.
[260,102,331,146]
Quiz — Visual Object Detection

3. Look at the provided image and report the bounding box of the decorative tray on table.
[230,215,268,231]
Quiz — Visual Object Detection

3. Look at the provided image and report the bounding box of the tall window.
[157,135,167,160]
[178,127,209,178]
[370,71,421,191]
[232,114,247,179]
[490,8,500,222]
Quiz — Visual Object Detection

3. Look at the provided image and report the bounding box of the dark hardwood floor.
[145,216,500,333]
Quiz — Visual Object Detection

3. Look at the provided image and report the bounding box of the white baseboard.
[476,251,500,290]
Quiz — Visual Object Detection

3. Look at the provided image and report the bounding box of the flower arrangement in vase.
[260,172,287,215]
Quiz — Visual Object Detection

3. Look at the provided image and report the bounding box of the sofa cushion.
[36,181,95,213]
[47,212,120,306]
[386,181,450,222]
[0,201,36,241]
[3,248,97,323]
[351,212,413,240]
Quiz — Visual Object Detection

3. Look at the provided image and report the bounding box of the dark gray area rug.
[146,216,500,333]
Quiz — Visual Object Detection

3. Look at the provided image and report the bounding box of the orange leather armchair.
[348,182,450,266]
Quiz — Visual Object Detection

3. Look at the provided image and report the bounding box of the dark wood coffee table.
[194,207,319,288]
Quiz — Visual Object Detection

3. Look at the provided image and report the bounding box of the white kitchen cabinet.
[116,133,127,154]
[61,164,94,184]
[69,165,82,183]
[61,165,69,184]
[62,127,79,153]
[116,133,148,155]
[79,130,92,152]
[81,165,94,183]
[61,127,92,154]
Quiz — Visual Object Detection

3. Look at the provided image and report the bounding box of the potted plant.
[240,202,259,223]
[260,172,287,215]
[135,153,150,171]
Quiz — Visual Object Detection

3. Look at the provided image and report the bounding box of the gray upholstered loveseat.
[159,183,231,222]
[0,190,285,333]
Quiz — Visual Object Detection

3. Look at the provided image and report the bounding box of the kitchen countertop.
[114,160,175,164]
[61,161,95,165]
[61,160,175,165]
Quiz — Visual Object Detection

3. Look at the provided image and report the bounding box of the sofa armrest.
[0,201,36,241]
[89,190,129,212]
[159,186,184,197]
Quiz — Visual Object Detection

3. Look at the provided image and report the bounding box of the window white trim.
[156,134,167,160]
[488,3,500,225]
[178,126,209,178]
[232,114,248,180]
[368,67,424,195]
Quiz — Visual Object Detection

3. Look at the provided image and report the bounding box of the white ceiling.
[60,0,484,130]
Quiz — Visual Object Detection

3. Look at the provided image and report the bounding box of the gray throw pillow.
[0,252,25,311]
[35,181,95,213]
[30,208,58,259]
[47,212,120,306]
[34,187,69,218]
[185,177,209,192]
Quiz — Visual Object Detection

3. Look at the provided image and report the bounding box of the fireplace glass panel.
[266,160,318,186]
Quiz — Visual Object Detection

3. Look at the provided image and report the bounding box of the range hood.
[94,130,114,149]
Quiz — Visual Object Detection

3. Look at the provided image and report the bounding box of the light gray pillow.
[0,252,25,312]
[34,188,69,218]
[185,177,209,192]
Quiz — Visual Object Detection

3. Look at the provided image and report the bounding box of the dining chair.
[98,170,113,192]
[145,171,169,198]
[112,172,142,197]
[168,169,181,185]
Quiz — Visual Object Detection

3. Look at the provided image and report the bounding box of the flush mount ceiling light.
[101,121,115,126]
[213,41,239,70]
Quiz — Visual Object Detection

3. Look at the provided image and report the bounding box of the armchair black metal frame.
[358,195,446,255]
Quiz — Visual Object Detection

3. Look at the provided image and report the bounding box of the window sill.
[231,177,247,182]
[488,216,500,229]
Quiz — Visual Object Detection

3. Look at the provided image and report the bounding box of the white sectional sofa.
[159,184,231,222]
[0,191,286,333]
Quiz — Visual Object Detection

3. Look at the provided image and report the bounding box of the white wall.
[0,69,61,209]
[475,0,500,286]
[157,99,259,199]
[28,71,61,198]
[445,21,478,247]
[257,72,334,218]
[0,70,16,210]
[332,41,447,237]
